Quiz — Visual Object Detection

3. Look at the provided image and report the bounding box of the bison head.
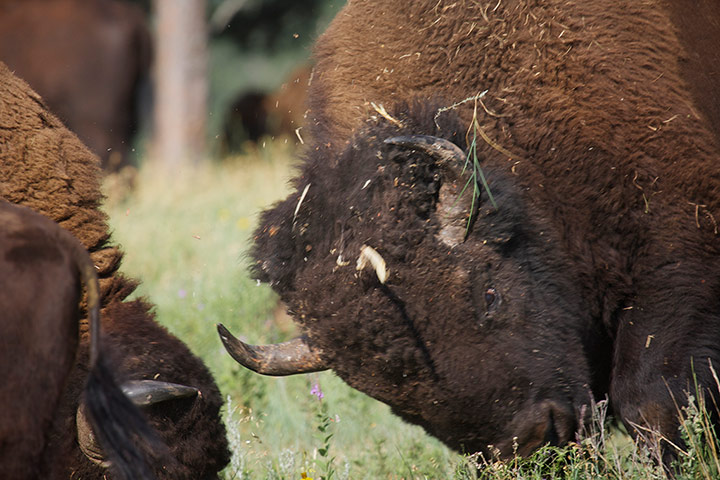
[219,101,602,456]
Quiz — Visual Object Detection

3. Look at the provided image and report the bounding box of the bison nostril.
[544,408,561,446]
[507,400,577,457]
[544,401,577,446]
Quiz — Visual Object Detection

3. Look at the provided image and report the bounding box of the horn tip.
[216,324,258,369]
[217,323,232,342]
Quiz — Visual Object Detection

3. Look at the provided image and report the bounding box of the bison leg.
[610,273,720,465]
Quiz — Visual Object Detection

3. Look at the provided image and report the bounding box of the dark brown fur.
[0,201,88,479]
[0,0,152,171]
[251,0,720,461]
[39,301,229,479]
[0,200,164,480]
[0,62,230,478]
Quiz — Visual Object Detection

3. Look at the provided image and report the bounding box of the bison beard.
[219,0,720,466]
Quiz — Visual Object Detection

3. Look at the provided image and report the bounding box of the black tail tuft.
[84,355,171,480]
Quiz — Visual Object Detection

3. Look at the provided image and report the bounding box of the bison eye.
[485,287,499,311]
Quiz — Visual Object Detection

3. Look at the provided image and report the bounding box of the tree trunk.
[152,0,208,167]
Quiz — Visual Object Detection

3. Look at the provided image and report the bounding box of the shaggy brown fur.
[0,0,151,171]
[0,62,131,306]
[248,0,720,462]
[0,62,230,478]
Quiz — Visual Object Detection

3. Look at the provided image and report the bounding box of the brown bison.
[218,0,720,464]
[222,65,311,151]
[0,62,230,478]
[0,0,152,171]
[0,200,165,479]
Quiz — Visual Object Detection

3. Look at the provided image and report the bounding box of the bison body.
[221,0,720,461]
[0,201,84,478]
[0,200,164,479]
[0,62,229,478]
[0,0,152,171]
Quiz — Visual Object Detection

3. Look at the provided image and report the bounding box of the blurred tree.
[152,0,208,167]
[143,0,342,159]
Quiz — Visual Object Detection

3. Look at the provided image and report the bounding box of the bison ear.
[384,135,476,247]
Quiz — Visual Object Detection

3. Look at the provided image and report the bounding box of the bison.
[0,199,166,479]
[222,64,311,151]
[0,0,152,171]
[218,0,720,464]
[0,62,230,478]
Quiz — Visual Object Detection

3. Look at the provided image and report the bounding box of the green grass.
[104,142,720,479]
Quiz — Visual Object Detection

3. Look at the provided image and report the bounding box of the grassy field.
[103,141,720,479]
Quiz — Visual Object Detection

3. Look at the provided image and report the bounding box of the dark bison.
[222,65,311,151]
[0,0,152,171]
[218,0,720,463]
[0,200,166,479]
[0,62,230,478]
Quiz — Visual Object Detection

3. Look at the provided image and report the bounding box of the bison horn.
[77,380,200,466]
[217,323,328,376]
[384,135,467,166]
[384,135,476,247]
[121,379,200,405]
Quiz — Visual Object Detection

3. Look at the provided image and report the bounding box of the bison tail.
[70,231,170,479]
[84,355,169,480]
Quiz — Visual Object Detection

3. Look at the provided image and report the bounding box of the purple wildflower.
[310,383,324,401]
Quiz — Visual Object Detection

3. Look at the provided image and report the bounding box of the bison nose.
[503,400,578,457]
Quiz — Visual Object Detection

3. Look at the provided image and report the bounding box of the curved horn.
[77,380,200,465]
[384,135,476,247]
[384,135,467,168]
[121,379,199,406]
[217,324,328,376]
